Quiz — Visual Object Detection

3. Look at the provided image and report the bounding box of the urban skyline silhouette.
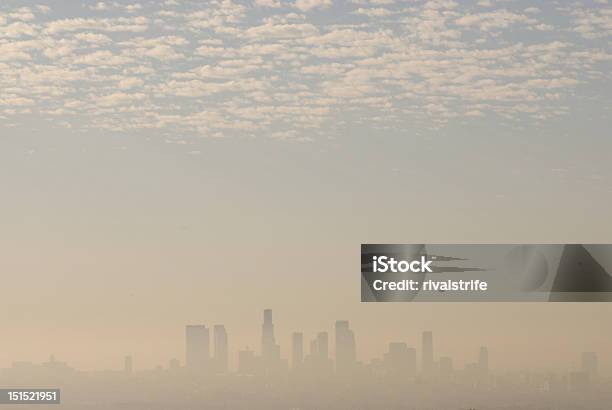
[1,308,608,409]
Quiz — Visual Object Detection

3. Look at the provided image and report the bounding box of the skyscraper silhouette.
[422,331,434,375]
[304,331,333,374]
[238,348,257,375]
[261,309,280,362]
[317,332,329,360]
[439,356,453,380]
[292,332,303,371]
[384,342,417,377]
[478,346,489,374]
[214,325,228,374]
[335,320,356,373]
[185,325,209,371]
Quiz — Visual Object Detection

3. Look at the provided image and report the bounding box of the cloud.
[455,10,537,31]
[0,22,38,38]
[74,32,113,45]
[72,50,133,66]
[118,77,144,89]
[96,92,146,107]
[294,0,332,12]
[572,8,612,39]
[45,17,148,34]
[0,0,609,140]
[354,7,392,17]
[9,7,36,21]
[254,0,282,7]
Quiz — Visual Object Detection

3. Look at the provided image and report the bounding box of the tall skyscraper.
[214,324,228,373]
[581,352,598,378]
[439,356,453,380]
[478,346,489,374]
[238,348,257,375]
[384,343,417,377]
[261,309,280,362]
[335,320,356,373]
[422,331,433,375]
[304,331,333,374]
[292,332,303,371]
[185,325,210,370]
[317,332,329,360]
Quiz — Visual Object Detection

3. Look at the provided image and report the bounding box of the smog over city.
[1,0,611,408]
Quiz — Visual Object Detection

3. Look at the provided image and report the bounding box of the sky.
[0,0,611,372]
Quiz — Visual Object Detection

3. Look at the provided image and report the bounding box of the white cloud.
[0,22,38,38]
[9,7,36,21]
[354,7,392,17]
[455,10,536,31]
[46,17,148,34]
[0,0,608,139]
[294,0,332,12]
[72,50,133,65]
[254,0,282,7]
[572,8,612,39]
[74,32,113,45]
[96,92,146,107]
[118,77,144,89]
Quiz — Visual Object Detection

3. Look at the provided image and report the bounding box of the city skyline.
[1,0,611,395]
[2,308,609,409]
[2,308,605,379]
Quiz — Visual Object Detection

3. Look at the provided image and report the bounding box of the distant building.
[384,343,417,377]
[261,309,280,362]
[317,332,329,360]
[124,356,133,374]
[335,320,356,373]
[304,332,333,374]
[422,331,434,375]
[238,348,258,375]
[214,325,228,373]
[292,332,303,371]
[439,356,453,380]
[185,325,210,370]
[478,346,489,374]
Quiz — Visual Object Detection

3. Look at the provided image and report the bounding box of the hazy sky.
[1,0,611,373]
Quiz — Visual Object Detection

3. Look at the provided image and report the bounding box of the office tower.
[478,346,489,374]
[185,325,210,370]
[406,346,417,375]
[239,348,257,375]
[304,332,333,374]
[292,332,303,370]
[422,331,433,375]
[439,356,453,379]
[214,325,228,373]
[335,320,356,373]
[581,352,597,378]
[124,356,133,374]
[317,332,329,360]
[261,309,280,362]
[310,338,318,357]
[384,343,417,377]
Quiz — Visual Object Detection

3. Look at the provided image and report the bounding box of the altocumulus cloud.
[0,0,610,140]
